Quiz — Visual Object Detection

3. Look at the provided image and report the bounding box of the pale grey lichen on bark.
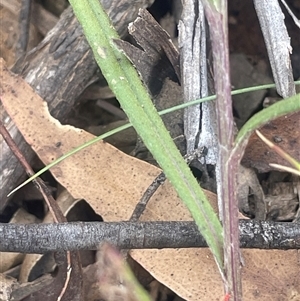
[178,0,221,213]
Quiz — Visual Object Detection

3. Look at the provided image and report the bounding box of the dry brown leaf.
[1,59,299,300]
[241,249,300,300]
[133,248,300,301]
[242,112,300,173]
[0,58,160,221]
[0,208,40,273]
[19,190,82,283]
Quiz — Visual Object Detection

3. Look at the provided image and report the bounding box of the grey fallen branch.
[253,0,295,97]
[0,220,299,253]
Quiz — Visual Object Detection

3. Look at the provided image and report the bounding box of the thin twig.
[202,0,241,297]
[16,0,32,59]
[0,120,77,299]
[130,172,166,222]
[57,252,72,301]
[280,0,300,29]
[0,120,65,222]
[0,220,299,253]
[121,147,208,259]
[130,147,208,222]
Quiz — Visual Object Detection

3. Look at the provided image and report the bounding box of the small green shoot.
[235,93,300,147]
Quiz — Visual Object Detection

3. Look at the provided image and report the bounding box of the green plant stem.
[202,0,241,298]
[235,93,300,145]
[68,0,224,269]
[230,92,300,175]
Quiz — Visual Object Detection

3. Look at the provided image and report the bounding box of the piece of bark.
[178,0,208,153]
[253,0,295,98]
[0,0,154,211]
[114,9,184,160]
[178,0,219,197]
[114,9,180,97]
[1,0,59,36]
[264,180,299,221]
[237,165,266,220]
[8,274,53,301]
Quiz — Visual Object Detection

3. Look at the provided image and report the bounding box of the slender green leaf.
[13,82,298,195]
[69,0,224,268]
[235,93,300,147]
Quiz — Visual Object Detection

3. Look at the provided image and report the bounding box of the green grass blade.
[69,0,224,269]
[10,80,300,195]
[11,82,289,195]
[235,93,300,147]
